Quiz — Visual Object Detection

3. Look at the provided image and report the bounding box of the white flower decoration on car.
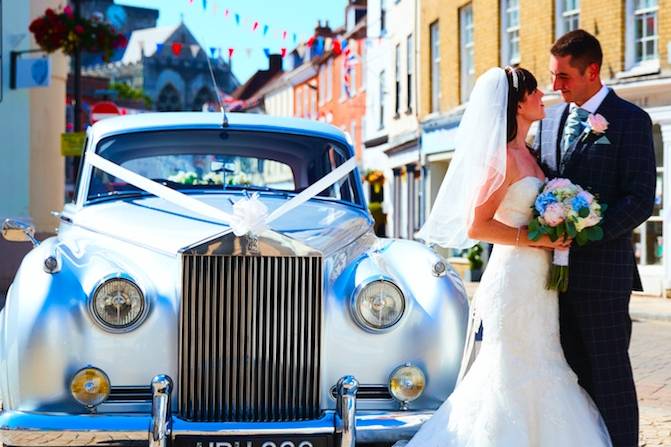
[586,113,609,135]
[230,192,269,237]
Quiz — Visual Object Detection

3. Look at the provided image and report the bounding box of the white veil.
[415,67,509,249]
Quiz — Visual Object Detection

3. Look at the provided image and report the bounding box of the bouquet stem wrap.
[548,248,570,292]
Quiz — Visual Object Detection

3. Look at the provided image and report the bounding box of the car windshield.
[87,129,362,206]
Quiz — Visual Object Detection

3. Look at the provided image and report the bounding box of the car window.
[87,129,361,207]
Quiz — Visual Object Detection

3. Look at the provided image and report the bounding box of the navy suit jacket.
[533,90,656,294]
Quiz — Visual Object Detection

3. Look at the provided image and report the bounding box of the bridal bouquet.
[527,178,607,292]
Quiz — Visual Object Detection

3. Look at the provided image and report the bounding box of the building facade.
[83,22,239,112]
[0,0,68,291]
[418,0,671,294]
[363,0,421,238]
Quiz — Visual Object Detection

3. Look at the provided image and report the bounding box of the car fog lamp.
[389,364,426,406]
[91,277,145,331]
[353,279,405,330]
[70,367,110,408]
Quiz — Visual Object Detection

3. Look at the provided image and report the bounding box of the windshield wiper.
[223,184,292,195]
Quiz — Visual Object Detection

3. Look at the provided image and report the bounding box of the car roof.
[87,112,352,150]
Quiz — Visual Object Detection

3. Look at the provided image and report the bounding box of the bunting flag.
[156,43,164,54]
[263,48,270,58]
[263,24,269,36]
[202,0,207,10]
[252,21,259,32]
[235,13,240,25]
[228,48,234,58]
[190,44,199,57]
[282,31,287,40]
[224,8,229,17]
[171,42,183,56]
[210,47,217,58]
[281,48,287,58]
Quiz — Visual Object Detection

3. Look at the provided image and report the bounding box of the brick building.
[417,0,671,294]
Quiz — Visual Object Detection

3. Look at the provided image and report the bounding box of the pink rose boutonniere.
[585,113,609,136]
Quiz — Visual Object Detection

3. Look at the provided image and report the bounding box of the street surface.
[632,319,671,446]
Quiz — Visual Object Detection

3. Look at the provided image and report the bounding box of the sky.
[116,0,348,84]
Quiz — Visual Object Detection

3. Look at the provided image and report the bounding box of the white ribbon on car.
[87,152,357,237]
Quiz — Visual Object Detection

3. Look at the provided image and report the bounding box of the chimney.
[268,54,283,73]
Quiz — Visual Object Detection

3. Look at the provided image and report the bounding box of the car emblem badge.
[245,233,260,255]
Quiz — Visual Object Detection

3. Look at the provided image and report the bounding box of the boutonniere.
[580,113,609,142]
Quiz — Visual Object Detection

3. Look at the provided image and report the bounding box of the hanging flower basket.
[364,170,385,194]
[29,6,127,62]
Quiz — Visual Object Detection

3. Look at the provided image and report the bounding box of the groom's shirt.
[559,84,610,167]
[572,84,610,114]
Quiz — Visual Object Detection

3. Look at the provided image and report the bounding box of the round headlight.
[90,277,146,331]
[70,367,110,407]
[352,279,405,330]
[389,364,426,405]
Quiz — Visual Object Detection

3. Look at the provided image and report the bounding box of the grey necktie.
[561,107,589,158]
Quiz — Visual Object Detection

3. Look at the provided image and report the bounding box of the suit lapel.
[541,104,568,176]
[560,90,617,175]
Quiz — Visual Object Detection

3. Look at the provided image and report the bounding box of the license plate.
[173,435,333,447]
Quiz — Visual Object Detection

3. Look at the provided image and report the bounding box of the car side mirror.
[2,219,39,246]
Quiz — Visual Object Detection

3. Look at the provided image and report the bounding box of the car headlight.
[90,276,147,332]
[389,364,426,406]
[70,367,110,408]
[352,279,405,331]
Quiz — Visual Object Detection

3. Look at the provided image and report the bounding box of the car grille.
[179,254,323,422]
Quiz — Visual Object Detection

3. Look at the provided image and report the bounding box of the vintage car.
[0,112,469,447]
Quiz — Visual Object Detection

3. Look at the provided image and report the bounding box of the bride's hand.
[528,235,572,250]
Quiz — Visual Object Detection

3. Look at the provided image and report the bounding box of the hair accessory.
[505,66,519,91]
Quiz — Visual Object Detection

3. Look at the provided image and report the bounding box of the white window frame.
[327,59,333,101]
[500,0,520,66]
[460,4,475,104]
[318,65,326,106]
[379,70,386,130]
[555,0,580,39]
[406,33,414,113]
[430,20,441,113]
[625,0,660,73]
[394,43,401,117]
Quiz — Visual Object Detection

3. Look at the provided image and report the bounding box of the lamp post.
[73,0,81,134]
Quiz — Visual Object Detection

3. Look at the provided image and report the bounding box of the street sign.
[90,101,120,123]
[61,132,86,157]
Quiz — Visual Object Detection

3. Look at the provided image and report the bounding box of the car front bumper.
[0,375,432,446]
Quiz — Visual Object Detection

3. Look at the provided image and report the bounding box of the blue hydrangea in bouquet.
[527,178,607,292]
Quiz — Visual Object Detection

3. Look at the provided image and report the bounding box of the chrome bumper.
[0,375,432,446]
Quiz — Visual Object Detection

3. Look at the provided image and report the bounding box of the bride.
[403,67,612,446]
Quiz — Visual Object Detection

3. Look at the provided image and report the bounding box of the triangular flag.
[263,24,269,36]
[190,44,200,58]
[307,35,315,48]
[282,30,288,40]
[171,42,183,56]
[281,48,287,58]
[228,48,234,58]
[332,39,342,55]
[341,39,348,50]
[156,43,164,54]
[224,9,229,17]
[210,47,217,58]
[202,0,207,10]
[293,33,298,43]
[325,37,333,52]
[252,21,259,32]
[235,13,240,25]
[263,48,270,58]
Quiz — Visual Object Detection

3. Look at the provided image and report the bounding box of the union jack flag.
[343,44,358,98]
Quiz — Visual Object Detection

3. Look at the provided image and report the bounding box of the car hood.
[69,194,373,256]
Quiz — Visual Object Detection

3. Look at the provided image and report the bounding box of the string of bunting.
[182,0,355,59]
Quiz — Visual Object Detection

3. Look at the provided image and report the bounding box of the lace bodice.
[494,176,544,228]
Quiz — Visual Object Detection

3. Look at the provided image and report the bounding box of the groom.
[533,29,656,446]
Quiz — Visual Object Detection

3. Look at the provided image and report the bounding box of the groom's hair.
[551,29,603,73]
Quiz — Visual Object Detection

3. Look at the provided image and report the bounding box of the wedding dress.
[404,176,612,447]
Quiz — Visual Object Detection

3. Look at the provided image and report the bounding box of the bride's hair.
[504,66,538,142]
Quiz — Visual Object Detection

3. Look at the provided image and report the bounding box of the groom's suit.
[533,88,656,447]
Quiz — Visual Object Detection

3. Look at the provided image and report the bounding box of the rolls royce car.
[0,112,469,447]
